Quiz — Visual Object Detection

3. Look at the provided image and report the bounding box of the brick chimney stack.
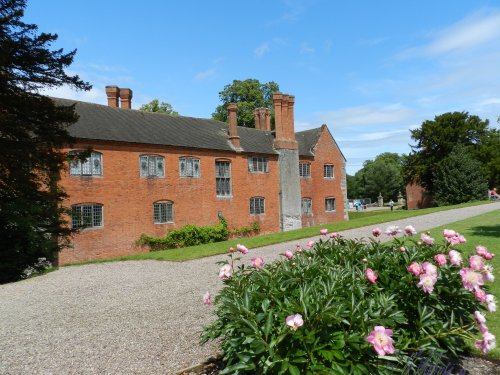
[254,108,260,130]
[105,85,120,108]
[227,103,241,149]
[119,88,133,109]
[273,92,297,149]
[265,108,271,131]
[253,108,271,131]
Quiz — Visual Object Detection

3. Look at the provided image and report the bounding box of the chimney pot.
[227,103,241,149]
[105,85,120,108]
[119,88,133,109]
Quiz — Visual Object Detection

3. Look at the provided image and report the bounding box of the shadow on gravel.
[470,225,500,238]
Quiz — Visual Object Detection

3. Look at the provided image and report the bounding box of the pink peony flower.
[486,294,497,312]
[484,252,495,260]
[434,254,447,266]
[417,273,437,294]
[229,247,235,253]
[474,288,487,302]
[474,311,486,325]
[476,245,488,257]
[420,233,435,245]
[422,262,438,278]
[329,232,338,239]
[320,228,328,235]
[218,264,233,279]
[306,240,315,248]
[365,268,378,284]
[458,235,466,244]
[443,229,456,238]
[203,291,212,305]
[448,250,462,266]
[372,228,382,237]
[385,225,402,236]
[475,331,496,354]
[284,250,294,259]
[404,225,417,236]
[366,326,395,356]
[286,314,304,330]
[479,323,489,334]
[407,262,423,276]
[481,265,495,282]
[469,255,484,271]
[460,268,484,291]
[251,256,265,269]
[237,244,249,255]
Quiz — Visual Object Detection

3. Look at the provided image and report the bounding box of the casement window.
[69,151,102,176]
[248,156,268,173]
[215,161,231,197]
[71,204,103,229]
[325,198,336,212]
[179,157,200,178]
[250,197,265,215]
[140,155,164,178]
[153,201,174,223]
[301,198,312,215]
[324,164,334,178]
[299,162,311,178]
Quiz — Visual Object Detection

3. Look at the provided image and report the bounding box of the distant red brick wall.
[58,141,280,264]
[406,183,432,209]
[300,129,346,227]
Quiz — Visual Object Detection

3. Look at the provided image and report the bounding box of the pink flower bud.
[284,250,293,259]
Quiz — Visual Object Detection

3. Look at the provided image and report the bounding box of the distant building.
[57,86,347,264]
[406,183,432,209]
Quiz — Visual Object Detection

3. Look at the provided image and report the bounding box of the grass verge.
[64,200,495,265]
[426,210,500,360]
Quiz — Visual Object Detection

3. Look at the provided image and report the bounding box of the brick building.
[57,86,347,264]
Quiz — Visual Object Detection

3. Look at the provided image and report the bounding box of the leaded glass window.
[69,152,102,176]
[140,155,164,177]
[301,198,312,215]
[215,161,231,197]
[324,164,334,178]
[248,156,268,173]
[153,202,174,223]
[250,197,265,214]
[179,157,200,177]
[299,162,311,178]
[71,204,103,228]
[325,198,336,212]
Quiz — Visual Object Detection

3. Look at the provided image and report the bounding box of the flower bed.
[201,227,496,374]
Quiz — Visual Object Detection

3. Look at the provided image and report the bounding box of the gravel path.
[1,202,499,375]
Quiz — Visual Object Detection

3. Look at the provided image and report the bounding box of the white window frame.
[153,201,174,223]
[140,155,165,178]
[179,157,200,178]
[215,161,231,197]
[325,198,336,212]
[69,151,103,176]
[71,204,103,229]
[324,164,334,179]
[299,162,311,178]
[250,197,265,215]
[301,198,312,215]
[248,156,269,173]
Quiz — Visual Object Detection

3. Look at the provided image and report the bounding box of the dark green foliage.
[212,79,279,128]
[138,99,179,116]
[404,112,498,194]
[232,222,261,238]
[138,218,230,250]
[433,145,488,206]
[0,0,91,283]
[203,234,488,374]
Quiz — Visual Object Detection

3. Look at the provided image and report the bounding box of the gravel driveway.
[1,202,499,375]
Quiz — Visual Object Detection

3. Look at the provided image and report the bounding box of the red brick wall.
[58,141,280,264]
[406,183,433,209]
[300,129,346,227]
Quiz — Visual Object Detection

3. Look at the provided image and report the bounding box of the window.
[153,201,174,223]
[71,204,103,228]
[140,155,164,177]
[215,161,231,197]
[69,151,102,176]
[250,197,265,215]
[301,198,312,215]
[299,162,311,178]
[179,157,200,178]
[325,198,336,212]
[248,156,268,173]
[324,164,334,178]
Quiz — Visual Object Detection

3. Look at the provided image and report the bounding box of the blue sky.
[26,0,500,174]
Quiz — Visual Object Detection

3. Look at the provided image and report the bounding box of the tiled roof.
[55,98,323,157]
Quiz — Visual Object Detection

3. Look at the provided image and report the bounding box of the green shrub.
[202,227,496,374]
[232,222,261,238]
[138,218,230,250]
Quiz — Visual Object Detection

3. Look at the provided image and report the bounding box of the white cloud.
[194,68,216,81]
[254,43,270,58]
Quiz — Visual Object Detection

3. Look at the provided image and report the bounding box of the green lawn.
[426,210,500,360]
[65,200,494,265]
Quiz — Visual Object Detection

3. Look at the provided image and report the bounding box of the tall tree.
[404,112,495,194]
[0,0,91,283]
[139,99,178,116]
[212,79,279,127]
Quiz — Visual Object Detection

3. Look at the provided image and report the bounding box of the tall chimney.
[254,108,261,130]
[105,85,120,108]
[265,108,271,131]
[273,92,297,149]
[273,93,283,137]
[119,88,133,109]
[286,95,295,139]
[227,103,241,149]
